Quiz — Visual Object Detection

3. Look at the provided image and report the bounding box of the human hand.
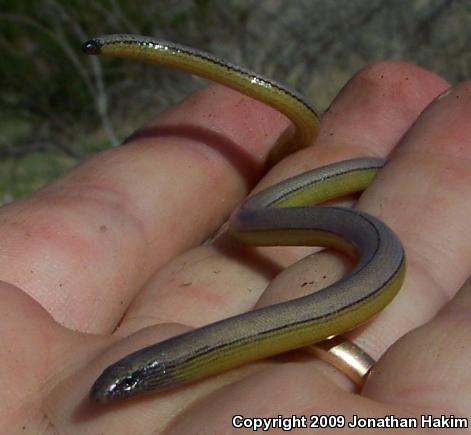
[1,61,470,434]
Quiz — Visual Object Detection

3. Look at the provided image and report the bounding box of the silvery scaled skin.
[83,35,405,403]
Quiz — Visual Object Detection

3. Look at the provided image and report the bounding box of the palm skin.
[1,61,471,435]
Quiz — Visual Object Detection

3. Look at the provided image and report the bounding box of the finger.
[45,323,267,434]
[254,78,471,397]
[348,81,471,358]
[260,81,471,390]
[363,276,471,416]
[162,360,399,434]
[118,61,448,336]
[166,287,471,434]
[49,63,451,433]
[0,84,290,333]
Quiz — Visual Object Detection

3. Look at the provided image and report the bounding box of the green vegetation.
[1,0,469,203]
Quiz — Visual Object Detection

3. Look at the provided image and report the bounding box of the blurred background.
[1,0,470,204]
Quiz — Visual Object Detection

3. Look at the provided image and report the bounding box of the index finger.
[0,83,291,333]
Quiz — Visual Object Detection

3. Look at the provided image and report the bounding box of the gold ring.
[306,335,375,387]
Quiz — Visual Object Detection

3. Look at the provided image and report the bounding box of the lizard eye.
[119,373,140,392]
